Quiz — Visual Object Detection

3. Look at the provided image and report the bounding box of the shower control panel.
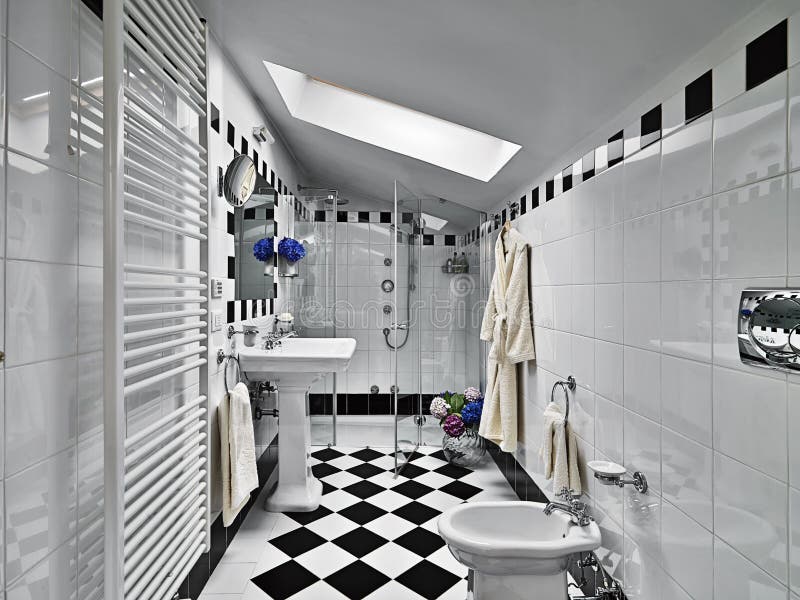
[739,288,800,373]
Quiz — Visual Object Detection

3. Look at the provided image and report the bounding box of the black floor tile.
[349,448,385,462]
[312,462,341,479]
[428,450,448,462]
[324,560,391,599]
[269,527,327,558]
[439,480,482,500]
[339,501,387,526]
[284,505,332,526]
[332,527,388,558]
[396,560,462,599]
[251,560,320,600]
[392,501,441,526]
[434,463,472,479]
[396,462,429,479]
[346,462,385,479]
[393,480,435,500]
[312,448,344,462]
[322,480,336,495]
[343,480,384,500]
[393,527,446,558]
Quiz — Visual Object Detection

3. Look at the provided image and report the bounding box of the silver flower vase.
[442,428,486,467]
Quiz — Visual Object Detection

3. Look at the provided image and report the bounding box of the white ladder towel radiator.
[104,0,211,598]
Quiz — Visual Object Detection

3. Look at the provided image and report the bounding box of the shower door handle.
[390,321,409,330]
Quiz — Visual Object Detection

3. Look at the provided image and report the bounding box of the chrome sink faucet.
[263,330,297,350]
[543,488,593,527]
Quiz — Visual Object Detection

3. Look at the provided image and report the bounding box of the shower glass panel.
[295,194,337,446]
[393,181,422,471]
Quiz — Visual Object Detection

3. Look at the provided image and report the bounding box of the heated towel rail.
[105,0,210,598]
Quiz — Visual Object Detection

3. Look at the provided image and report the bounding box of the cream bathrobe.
[478,228,536,452]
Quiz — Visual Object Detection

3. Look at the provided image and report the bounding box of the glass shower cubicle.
[297,184,486,471]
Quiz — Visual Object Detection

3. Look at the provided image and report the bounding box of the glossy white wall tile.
[713,74,787,193]
[493,13,800,600]
[1,7,104,594]
[5,449,77,582]
[623,142,660,220]
[7,44,78,175]
[714,451,788,583]
[5,260,77,366]
[5,357,77,476]
[660,500,713,600]
[661,114,712,208]
[713,366,788,480]
[713,175,787,279]
[660,197,712,281]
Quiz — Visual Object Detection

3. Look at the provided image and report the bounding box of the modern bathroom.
[4,0,800,598]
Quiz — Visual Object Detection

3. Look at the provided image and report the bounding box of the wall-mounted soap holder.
[587,461,648,493]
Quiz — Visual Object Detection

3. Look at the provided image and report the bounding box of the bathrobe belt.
[489,301,508,363]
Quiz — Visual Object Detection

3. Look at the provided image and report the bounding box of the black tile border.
[180,435,280,599]
[486,442,626,599]
[488,15,793,235]
[685,70,713,122]
[746,19,787,91]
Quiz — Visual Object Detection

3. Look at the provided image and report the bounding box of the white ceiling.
[195,0,763,211]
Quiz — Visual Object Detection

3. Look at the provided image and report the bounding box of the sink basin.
[236,337,357,513]
[438,501,601,599]
[238,337,356,383]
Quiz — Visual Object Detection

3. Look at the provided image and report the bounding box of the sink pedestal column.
[264,382,322,512]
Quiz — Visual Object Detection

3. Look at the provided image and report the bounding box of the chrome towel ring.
[217,349,246,394]
[551,375,576,423]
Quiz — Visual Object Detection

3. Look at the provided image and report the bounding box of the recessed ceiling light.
[263,61,521,182]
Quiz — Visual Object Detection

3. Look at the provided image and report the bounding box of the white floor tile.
[320,489,361,512]
[203,563,256,595]
[364,580,426,600]
[294,542,356,579]
[368,489,412,512]
[304,513,359,540]
[362,542,425,578]
[363,513,417,541]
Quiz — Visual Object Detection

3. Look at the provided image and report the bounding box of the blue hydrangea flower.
[277,237,307,262]
[253,237,274,262]
[461,399,483,426]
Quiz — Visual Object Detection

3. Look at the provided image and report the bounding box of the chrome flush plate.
[739,288,800,373]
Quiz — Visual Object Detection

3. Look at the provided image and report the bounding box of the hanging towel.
[540,401,582,495]
[478,227,536,452]
[219,382,259,527]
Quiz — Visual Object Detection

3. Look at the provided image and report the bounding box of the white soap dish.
[587,460,626,477]
[587,460,648,493]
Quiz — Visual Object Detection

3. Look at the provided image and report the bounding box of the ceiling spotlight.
[252,125,275,144]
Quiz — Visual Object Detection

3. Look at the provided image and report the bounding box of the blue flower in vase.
[277,237,307,263]
[253,237,274,262]
[460,399,484,426]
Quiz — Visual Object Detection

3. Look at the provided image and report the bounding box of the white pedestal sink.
[238,337,357,512]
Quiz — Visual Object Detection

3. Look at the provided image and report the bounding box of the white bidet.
[438,501,601,600]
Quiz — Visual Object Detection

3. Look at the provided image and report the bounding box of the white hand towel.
[219,382,259,527]
[540,401,582,495]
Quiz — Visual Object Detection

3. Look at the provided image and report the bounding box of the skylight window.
[263,61,521,182]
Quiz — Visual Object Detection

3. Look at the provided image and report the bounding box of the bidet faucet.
[543,488,593,527]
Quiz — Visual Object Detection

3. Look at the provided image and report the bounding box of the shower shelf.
[442,264,469,274]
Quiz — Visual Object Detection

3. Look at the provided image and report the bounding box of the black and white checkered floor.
[199,445,522,599]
